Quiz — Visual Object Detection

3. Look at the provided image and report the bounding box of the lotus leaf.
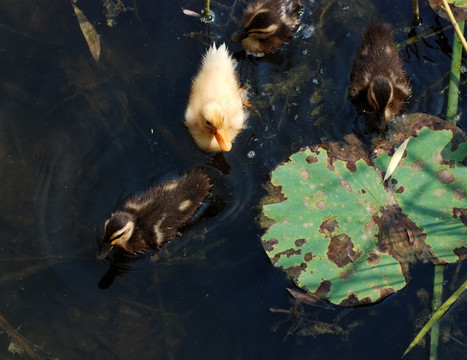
[262,127,466,306]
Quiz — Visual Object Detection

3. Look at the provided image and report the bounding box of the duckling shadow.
[205,152,231,175]
[98,252,139,289]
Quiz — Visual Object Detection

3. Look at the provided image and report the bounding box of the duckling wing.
[138,170,212,248]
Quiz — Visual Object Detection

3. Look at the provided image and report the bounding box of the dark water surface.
[0,0,466,359]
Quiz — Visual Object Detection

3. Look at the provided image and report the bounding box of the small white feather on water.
[182,8,201,18]
[383,137,410,182]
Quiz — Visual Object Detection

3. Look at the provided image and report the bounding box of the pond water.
[0,0,466,359]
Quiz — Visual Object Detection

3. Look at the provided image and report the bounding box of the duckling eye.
[205,120,212,126]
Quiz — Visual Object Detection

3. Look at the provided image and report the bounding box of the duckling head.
[96,212,135,260]
[201,101,232,152]
[231,10,287,53]
[231,10,279,41]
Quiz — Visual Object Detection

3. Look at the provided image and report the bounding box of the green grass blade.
[402,276,467,358]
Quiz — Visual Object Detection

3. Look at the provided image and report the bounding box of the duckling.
[185,43,247,152]
[230,0,302,54]
[349,21,411,133]
[96,169,211,259]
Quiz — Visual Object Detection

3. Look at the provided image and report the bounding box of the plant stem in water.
[429,265,444,360]
[201,0,214,22]
[446,21,464,122]
[411,0,422,26]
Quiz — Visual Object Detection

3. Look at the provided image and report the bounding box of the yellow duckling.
[349,21,411,132]
[185,43,247,152]
[96,169,211,259]
[230,0,302,54]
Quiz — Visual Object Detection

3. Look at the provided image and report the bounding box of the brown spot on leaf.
[339,293,372,307]
[454,188,465,201]
[411,159,425,172]
[315,200,326,209]
[371,285,396,301]
[322,134,370,171]
[327,234,355,268]
[304,252,314,261]
[346,162,357,172]
[396,186,405,194]
[339,266,357,280]
[453,208,467,226]
[306,155,318,164]
[300,169,310,180]
[295,238,306,247]
[339,179,352,192]
[262,238,278,252]
[286,262,307,279]
[375,205,429,274]
[319,217,339,234]
[271,247,302,265]
[436,169,454,184]
[366,250,381,264]
[279,248,302,258]
[453,246,467,261]
[364,216,377,233]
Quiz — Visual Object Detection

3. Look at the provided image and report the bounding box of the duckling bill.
[230,0,302,54]
[185,43,247,152]
[96,170,211,259]
[348,21,411,133]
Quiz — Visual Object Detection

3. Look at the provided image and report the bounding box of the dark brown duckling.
[96,169,211,259]
[230,0,302,54]
[349,21,411,133]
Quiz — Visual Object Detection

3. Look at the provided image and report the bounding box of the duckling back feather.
[191,44,241,110]
[101,170,211,255]
[185,43,246,152]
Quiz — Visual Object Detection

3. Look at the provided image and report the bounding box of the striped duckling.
[349,21,411,132]
[96,169,211,259]
[230,0,302,54]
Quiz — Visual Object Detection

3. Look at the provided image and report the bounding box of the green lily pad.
[261,124,466,306]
